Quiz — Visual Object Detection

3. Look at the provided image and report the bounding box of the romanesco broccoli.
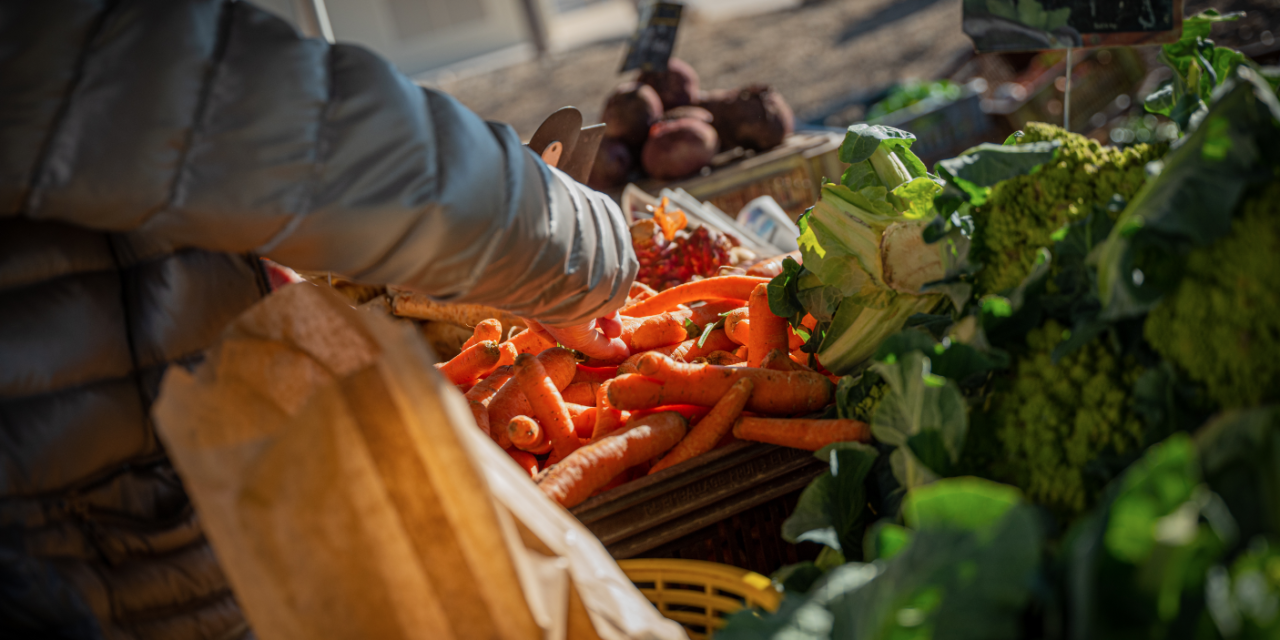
[1143,182,1280,410]
[986,320,1145,515]
[850,379,889,423]
[971,123,1163,296]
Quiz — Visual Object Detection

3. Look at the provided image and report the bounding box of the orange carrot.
[573,365,618,385]
[505,327,557,356]
[629,280,659,303]
[617,361,640,376]
[672,329,738,362]
[537,412,687,508]
[464,365,514,434]
[688,299,745,329]
[724,307,750,345]
[583,312,689,366]
[435,340,502,386]
[788,314,817,350]
[747,284,788,368]
[627,404,712,425]
[734,345,749,360]
[745,251,801,278]
[514,352,580,459]
[592,380,627,442]
[607,353,833,415]
[732,417,870,450]
[619,275,770,317]
[495,341,519,368]
[705,350,745,366]
[631,312,690,351]
[508,415,553,454]
[759,349,796,371]
[650,377,754,474]
[787,351,816,372]
[461,318,503,351]
[487,348,577,446]
[507,448,540,478]
[568,405,598,438]
[562,381,598,406]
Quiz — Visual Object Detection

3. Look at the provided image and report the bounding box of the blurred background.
[257,0,1278,166]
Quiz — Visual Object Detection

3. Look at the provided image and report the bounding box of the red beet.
[661,105,713,124]
[700,85,794,152]
[638,58,700,109]
[602,81,663,149]
[641,118,719,181]
[587,137,633,190]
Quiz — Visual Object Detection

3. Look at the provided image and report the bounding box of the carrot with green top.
[514,352,580,459]
[747,284,788,368]
[619,275,769,317]
[650,377,754,474]
[732,417,871,450]
[687,299,744,329]
[435,340,502,386]
[464,366,513,434]
[487,348,577,446]
[607,352,832,415]
[508,415,553,454]
[537,412,687,508]
[671,329,737,362]
[462,318,503,351]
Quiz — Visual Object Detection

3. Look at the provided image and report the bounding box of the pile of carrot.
[432,275,871,509]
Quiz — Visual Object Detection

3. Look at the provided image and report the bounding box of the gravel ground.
[433,0,974,139]
[432,0,1279,141]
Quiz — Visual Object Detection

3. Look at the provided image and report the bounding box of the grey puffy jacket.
[0,0,636,637]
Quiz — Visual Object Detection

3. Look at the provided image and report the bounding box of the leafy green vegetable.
[834,371,890,424]
[1142,10,1253,131]
[870,350,968,489]
[867,79,964,121]
[1098,67,1280,319]
[971,123,1162,298]
[1064,434,1236,639]
[721,479,1043,640]
[782,443,880,555]
[978,318,1146,516]
[774,125,951,375]
[1141,181,1280,410]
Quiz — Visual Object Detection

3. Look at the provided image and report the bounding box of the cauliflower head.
[971,123,1163,296]
[1143,182,1280,410]
[987,320,1145,515]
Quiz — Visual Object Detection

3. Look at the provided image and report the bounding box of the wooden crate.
[634,132,846,222]
[571,441,827,576]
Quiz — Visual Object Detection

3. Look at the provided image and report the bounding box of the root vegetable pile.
[432,273,870,509]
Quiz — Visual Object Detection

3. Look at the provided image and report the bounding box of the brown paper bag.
[153,283,687,640]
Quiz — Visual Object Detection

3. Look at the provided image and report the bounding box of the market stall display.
[710,16,1280,638]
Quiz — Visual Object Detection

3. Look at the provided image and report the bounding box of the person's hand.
[527,312,629,362]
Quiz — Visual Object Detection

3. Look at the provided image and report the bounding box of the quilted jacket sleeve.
[0,0,636,326]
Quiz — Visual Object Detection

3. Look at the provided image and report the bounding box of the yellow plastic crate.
[618,558,781,639]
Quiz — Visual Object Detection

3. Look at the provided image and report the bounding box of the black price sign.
[963,0,1182,52]
[619,2,683,73]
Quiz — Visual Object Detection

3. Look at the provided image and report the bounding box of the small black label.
[619,2,683,74]
[963,0,1177,52]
